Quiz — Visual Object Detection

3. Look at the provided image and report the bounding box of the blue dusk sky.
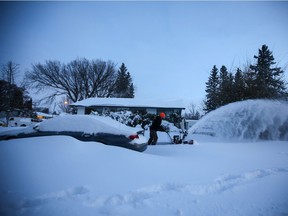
[1,1,288,107]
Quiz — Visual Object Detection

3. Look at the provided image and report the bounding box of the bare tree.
[57,96,72,113]
[1,61,19,84]
[186,102,201,120]
[25,58,117,103]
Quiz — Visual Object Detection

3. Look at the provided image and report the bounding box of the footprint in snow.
[5,167,288,213]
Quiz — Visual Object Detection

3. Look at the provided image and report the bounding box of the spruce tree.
[234,68,246,101]
[243,65,255,99]
[249,44,286,99]
[127,82,135,98]
[204,65,219,113]
[114,63,135,98]
[227,72,235,103]
[219,65,233,106]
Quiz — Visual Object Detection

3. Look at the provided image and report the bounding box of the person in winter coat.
[148,112,166,145]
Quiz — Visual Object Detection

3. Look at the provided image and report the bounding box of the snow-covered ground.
[0,100,288,216]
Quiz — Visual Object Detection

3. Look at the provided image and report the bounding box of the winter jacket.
[150,116,165,131]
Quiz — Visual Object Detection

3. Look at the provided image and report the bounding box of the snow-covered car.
[0,115,148,152]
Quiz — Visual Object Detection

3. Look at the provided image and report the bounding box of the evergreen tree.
[127,80,135,98]
[234,68,246,101]
[1,61,32,123]
[204,65,219,113]
[204,45,287,113]
[219,65,233,106]
[114,63,135,98]
[242,64,255,99]
[0,80,32,112]
[227,72,235,103]
[249,44,287,99]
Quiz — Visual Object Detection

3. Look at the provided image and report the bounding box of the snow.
[38,115,141,136]
[0,100,288,216]
[0,115,142,138]
[71,97,185,109]
[189,99,288,141]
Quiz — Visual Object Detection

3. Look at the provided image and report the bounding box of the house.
[70,98,185,116]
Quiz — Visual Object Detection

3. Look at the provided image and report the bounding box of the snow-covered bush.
[90,110,150,128]
[90,110,182,132]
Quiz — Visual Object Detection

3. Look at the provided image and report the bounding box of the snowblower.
[166,130,193,144]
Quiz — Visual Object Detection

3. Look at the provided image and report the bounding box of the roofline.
[70,98,186,109]
[71,104,185,110]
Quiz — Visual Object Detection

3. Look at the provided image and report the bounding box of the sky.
[1,1,288,108]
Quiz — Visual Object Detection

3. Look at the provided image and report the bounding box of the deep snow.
[0,99,288,216]
[188,99,288,141]
[0,136,287,216]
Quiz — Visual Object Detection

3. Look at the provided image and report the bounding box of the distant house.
[71,98,185,116]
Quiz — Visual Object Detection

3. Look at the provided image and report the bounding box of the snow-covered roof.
[71,98,185,109]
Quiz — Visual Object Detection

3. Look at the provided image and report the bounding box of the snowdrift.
[189,100,288,140]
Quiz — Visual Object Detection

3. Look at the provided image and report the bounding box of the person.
[148,112,166,145]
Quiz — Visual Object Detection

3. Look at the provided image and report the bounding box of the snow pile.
[190,100,288,140]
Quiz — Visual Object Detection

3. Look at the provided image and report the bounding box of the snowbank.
[189,100,288,141]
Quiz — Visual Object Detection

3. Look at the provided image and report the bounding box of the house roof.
[71,98,185,109]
